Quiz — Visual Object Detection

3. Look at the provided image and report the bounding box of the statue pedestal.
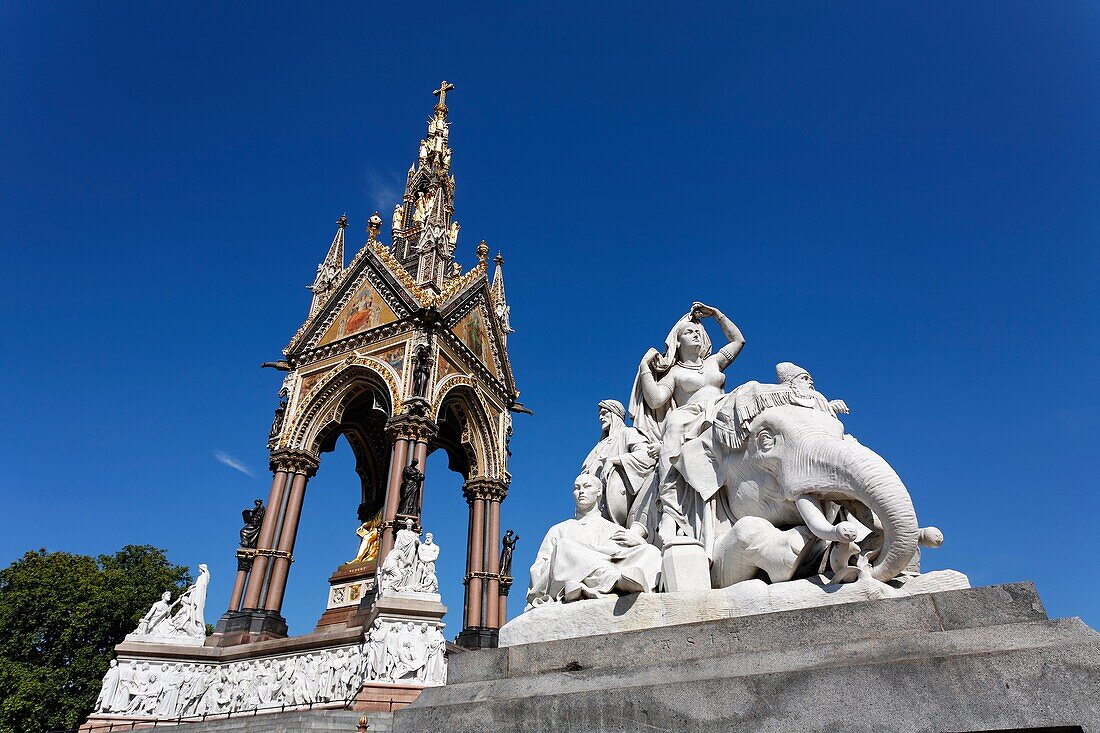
[660,537,710,592]
[122,631,205,646]
[359,593,449,686]
[400,582,1100,733]
[315,560,377,631]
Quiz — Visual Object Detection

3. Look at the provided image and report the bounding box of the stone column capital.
[269,449,320,477]
[385,412,439,443]
[462,477,509,504]
[235,548,256,573]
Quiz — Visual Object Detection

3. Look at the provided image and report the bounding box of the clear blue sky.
[2,3,1097,636]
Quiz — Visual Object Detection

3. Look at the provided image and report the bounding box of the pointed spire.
[392,81,464,292]
[491,252,514,336]
[308,214,348,316]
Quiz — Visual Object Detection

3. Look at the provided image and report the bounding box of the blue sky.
[1,3,1097,636]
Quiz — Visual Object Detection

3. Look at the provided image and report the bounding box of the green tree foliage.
[0,546,190,733]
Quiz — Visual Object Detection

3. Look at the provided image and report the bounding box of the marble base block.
[500,569,970,647]
[398,581,1100,733]
[659,537,710,592]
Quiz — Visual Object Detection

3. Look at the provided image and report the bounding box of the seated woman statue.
[525,474,661,609]
[630,302,745,555]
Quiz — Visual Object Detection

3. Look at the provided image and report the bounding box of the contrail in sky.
[214,450,255,478]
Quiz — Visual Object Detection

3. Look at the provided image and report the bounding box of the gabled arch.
[433,378,502,481]
[287,359,398,455]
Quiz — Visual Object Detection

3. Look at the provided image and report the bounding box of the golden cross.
[433,80,455,107]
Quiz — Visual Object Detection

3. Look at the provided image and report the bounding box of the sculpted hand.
[643,348,662,370]
[645,443,660,460]
[610,528,643,548]
[691,302,717,319]
[829,399,850,415]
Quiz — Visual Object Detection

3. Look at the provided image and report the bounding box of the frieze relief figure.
[517,303,946,620]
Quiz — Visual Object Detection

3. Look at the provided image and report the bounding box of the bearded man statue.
[580,399,659,535]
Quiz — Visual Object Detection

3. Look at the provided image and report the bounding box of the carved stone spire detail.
[308,214,348,316]
[392,82,461,293]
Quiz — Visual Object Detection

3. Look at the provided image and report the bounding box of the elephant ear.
[713,381,787,451]
[712,408,746,452]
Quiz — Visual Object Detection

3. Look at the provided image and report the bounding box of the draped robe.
[525,512,661,609]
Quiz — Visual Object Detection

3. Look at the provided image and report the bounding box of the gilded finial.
[494,252,504,267]
[357,715,370,731]
[477,240,489,262]
[337,213,348,229]
[366,212,382,242]
[433,80,455,113]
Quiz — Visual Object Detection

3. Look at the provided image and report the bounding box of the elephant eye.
[757,430,775,451]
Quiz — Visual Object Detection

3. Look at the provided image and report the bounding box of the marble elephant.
[701,380,939,587]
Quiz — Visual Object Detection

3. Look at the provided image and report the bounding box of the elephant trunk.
[791,433,919,582]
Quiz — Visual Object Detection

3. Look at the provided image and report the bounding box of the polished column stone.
[239,469,288,610]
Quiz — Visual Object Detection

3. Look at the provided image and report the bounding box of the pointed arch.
[287,359,399,455]
[432,377,502,481]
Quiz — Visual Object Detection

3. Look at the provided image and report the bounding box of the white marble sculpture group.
[94,624,445,719]
[378,519,440,597]
[125,564,210,646]
[525,303,945,610]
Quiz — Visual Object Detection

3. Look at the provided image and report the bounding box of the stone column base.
[455,626,498,649]
[209,608,288,646]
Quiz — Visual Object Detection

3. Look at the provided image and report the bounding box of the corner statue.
[526,474,661,608]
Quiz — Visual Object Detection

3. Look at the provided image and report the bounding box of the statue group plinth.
[509,303,954,640]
